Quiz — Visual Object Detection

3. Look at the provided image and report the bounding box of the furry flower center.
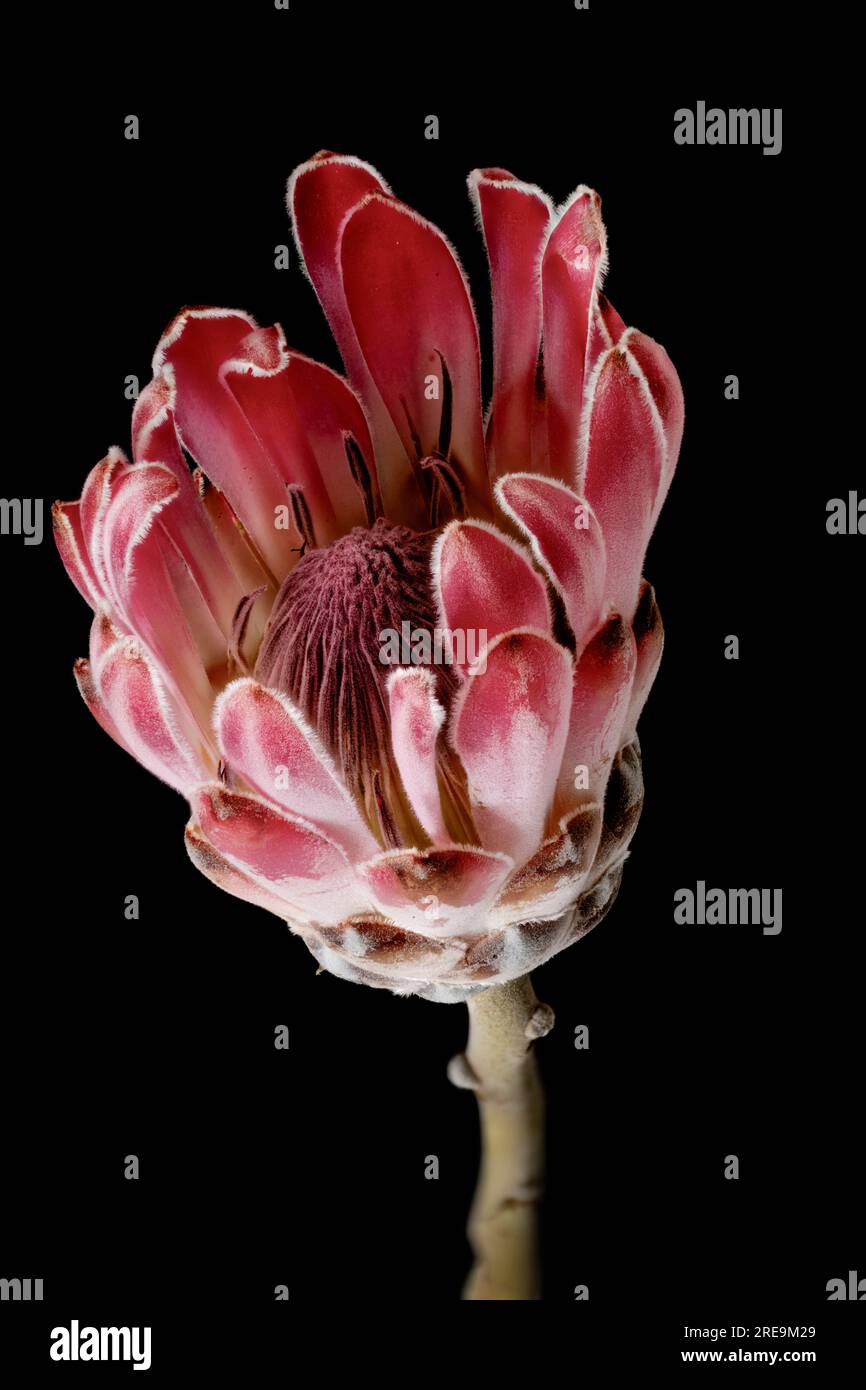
[255,519,455,844]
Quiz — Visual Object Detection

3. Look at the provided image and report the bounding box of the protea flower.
[54,152,682,1299]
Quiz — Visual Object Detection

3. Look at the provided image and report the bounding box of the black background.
[2,1,862,1375]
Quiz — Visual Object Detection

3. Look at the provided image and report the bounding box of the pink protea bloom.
[54,153,683,1004]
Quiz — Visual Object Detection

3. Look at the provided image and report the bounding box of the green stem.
[449,975,554,1300]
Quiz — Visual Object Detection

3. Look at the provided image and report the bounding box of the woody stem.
[448,974,554,1300]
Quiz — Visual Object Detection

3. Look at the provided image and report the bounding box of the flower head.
[55,153,682,1002]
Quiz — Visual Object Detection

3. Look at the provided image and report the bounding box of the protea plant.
[54,152,683,1300]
